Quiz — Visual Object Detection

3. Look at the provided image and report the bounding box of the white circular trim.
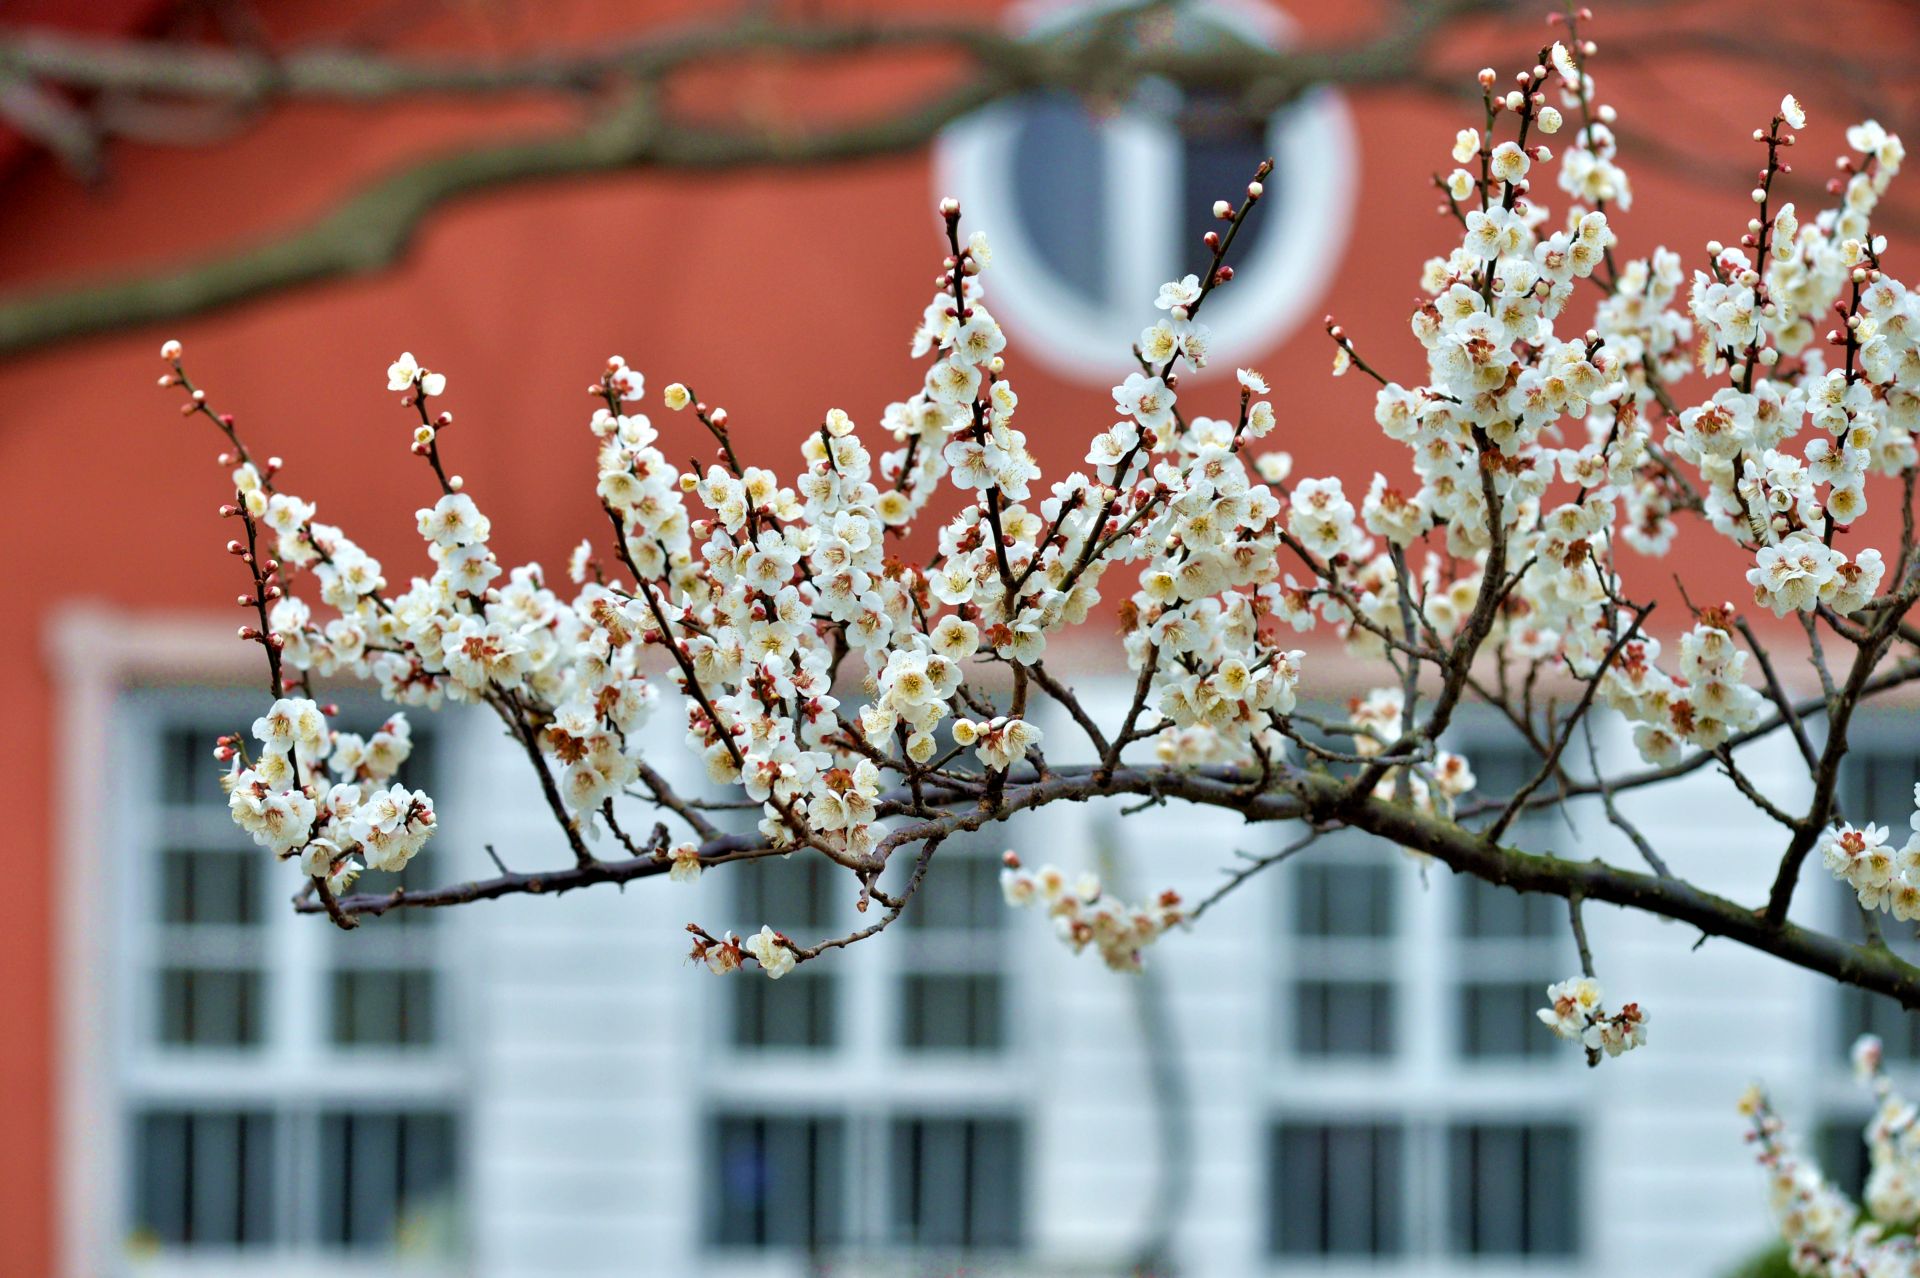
[933,1,1359,385]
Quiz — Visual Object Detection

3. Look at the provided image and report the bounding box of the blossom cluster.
[1535,975,1648,1059]
[999,852,1185,972]
[1743,1036,1920,1276]
[223,697,432,890]
[1820,784,1920,919]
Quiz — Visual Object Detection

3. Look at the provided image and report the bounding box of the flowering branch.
[152,10,1920,1071]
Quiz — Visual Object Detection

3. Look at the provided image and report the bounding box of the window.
[936,0,1355,381]
[1288,850,1398,1057]
[1271,1121,1405,1256]
[1447,1121,1579,1256]
[706,829,1025,1260]
[898,846,1009,1052]
[709,1113,849,1249]
[119,690,464,1265]
[1268,733,1583,1264]
[731,854,840,1050]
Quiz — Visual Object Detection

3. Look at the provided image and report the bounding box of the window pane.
[903,973,1004,1051]
[737,855,837,933]
[733,971,835,1050]
[1836,985,1920,1061]
[1457,876,1559,939]
[709,1114,846,1249]
[1293,861,1394,938]
[132,1109,276,1248]
[907,855,1003,933]
[1291,980,1393,1057]
[159,968,263,1047]
[317,1110,458,1252]
[331,969,436,1047]
[1447,1122,1579,1256]
[161,725,231,807]
[890,1116,1022,1251]
[1461,982,1557,1059]
[733,857,838,1049]
[1181,95,1273,278]
[1847,747,1919,819]
[162,850,260,926]
[1009,92,1109,307]
[1817,1114,1872,1199]
[1271,1122,1404,1256]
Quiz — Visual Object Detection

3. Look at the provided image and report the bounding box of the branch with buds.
[156,11,1920,1072]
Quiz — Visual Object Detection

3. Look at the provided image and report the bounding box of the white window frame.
[934,0,1358,383]
[50,610,471,1278]
[1261,729,1590,1273]
[698,829,1037,1264]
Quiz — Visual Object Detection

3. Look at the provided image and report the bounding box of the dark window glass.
[132,1109,277,1247]
[159,969,263,1047]
[1461,981,1557,1059]
[1180,93,1274,278]
[889,1117,1022,1250]
[1817,1113,1872,1199]
[1009,92,1109,306]
[1447,1122,1579,1256]
[1294,861,1394,938]
[734,974,835,1051]
[1270,1122,1405,1256]
[1457,875,1559,940]
[734,856,838,1049]
[902,973,1004,1051]
[331,969,436,1047]
[317,1110,458,1250]
[162,850,260,926]
[162,725,233,807]
[709,1114,847,1249]
[1291,980,1394,1057]
[906,854,1004,933]
[1837,984,1920,1061]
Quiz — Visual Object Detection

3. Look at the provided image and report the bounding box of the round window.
[935,1,1357,383]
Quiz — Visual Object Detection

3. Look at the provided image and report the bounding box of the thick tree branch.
[0,2,1505,357]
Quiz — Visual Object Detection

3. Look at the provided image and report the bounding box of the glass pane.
[162,850,260,926]
[1181,94,1273,276]
[1457,876,1559,939]
[907,855,1003,933]
[890,1117,1022,1250]
[161,725,231,807]
[1447,1122,1579,1256]
[709,1114,846,1249]
[1009,91,1108,306]
[331,969,436,1047]
[1847,745,1920,819]
[1462,982,1556,1059]
[1291,980,1393,1057]
[733,971,835,1050]
[1817,1113,1873,1199]
[131,1109,276,1248]
[737,856,837,934]
[317,1110,458,1252]
[1837,984,1920,1061]
[1293,861,1394,938]
[1271,1122,1404,1256]
[902,973,1003,1051]
[159,968,262,1047]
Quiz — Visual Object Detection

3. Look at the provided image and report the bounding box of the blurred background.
[4,1,1920,1275]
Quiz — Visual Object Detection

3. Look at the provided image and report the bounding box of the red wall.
[1,0,1915,1266]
